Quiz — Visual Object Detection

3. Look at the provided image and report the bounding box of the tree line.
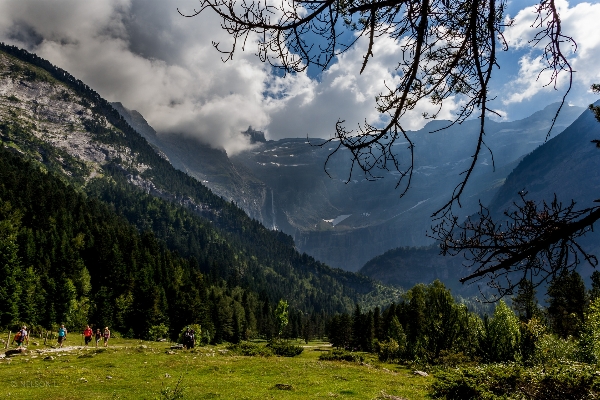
[328,274,600,366]
[0,146,330,341]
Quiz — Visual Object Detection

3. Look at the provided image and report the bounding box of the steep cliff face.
[0,53,152,182]
[111,102,271,224]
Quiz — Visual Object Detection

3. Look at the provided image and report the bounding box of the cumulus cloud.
[501,0,600,108]
[265,34,461,139]
[0,0,595,151]
[0,0,272,154]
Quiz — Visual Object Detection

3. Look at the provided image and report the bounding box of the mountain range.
[0,43,393,322]
[360,104,600,291]
[3,41,596,303]
[112,94,583,272]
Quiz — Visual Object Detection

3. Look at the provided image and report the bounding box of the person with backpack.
[57,324,67,348]
[103,327,111,347]
[12,326,27,348]
[95,328,102,348]
[83,325,93,346]
[19,326,28,348]
[183,327,192,349]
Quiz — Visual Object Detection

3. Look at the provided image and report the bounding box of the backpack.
[13,331,21,342]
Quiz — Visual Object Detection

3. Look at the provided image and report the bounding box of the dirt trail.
[1,344,116,359]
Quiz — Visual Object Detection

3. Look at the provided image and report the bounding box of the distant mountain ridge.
[359,104,600,290]
[230,103,584,271]
[112,95,584,272]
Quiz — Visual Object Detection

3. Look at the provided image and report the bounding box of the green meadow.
[0,338,431,399]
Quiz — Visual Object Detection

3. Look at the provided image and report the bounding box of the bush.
[533,334,578,365]
[227,342,273,357]
[433,350,474,368]
[378,339,401,362]
[319,349,364,363]
[267,340,304,357]
[148,323,169,341]
[431,362,600,400]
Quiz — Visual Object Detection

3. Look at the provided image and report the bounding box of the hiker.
[183,327,191,349]
[19,326,28,348]
[189,328,196,349]
[183,327,195,349]
[95,328,102,348]
[103,327,111,347]
[13,326,27,348]
[57,324,67,348]
[83,325,93,346]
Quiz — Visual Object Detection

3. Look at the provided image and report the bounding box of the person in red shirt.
[83,325,93,346]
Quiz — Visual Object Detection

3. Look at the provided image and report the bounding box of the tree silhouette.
[183,0,600,295]
[181,0,572,208]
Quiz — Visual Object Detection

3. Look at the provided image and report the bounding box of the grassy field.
[0,336,432,399]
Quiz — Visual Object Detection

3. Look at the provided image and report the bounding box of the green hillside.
[0,43,397,338]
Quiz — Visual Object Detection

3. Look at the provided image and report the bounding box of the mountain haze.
[231,104,583,271]
[359,105,600,290]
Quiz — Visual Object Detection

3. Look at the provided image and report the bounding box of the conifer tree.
[547,270,586,338]
[512,278,539,322]
[0,202,22,326]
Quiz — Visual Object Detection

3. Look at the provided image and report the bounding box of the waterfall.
[271,189,277,230]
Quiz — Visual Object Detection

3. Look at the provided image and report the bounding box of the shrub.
[378,339,401,362]
[148,323,169,341]
[227,342,273,357]
[319,349,364,363]
[431,362,600,400]
[433,350,474,368]
[577,297,600,363]
[267,340,304,357]
[533,334,578,365]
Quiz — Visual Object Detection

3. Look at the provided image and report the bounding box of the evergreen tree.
[589,271,600,303]
[0,202,22,326]
[512,278,539,322]
[547,270,586,338]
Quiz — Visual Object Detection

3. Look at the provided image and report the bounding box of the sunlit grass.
[0,337,431,399]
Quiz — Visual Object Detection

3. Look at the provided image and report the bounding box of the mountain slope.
[230,104,583,271]
[0,43,390,316]
[359,105,600,290]
[111,102,270,223]
[489,104,600,213]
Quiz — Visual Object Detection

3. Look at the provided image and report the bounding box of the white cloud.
[265,34,460,139]
[0,0,272,154]
[0,0,595,149]
[502,0,600,106]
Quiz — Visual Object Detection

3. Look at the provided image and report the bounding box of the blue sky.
[0,0,598,151]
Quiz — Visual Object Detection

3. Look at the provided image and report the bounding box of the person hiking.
[57,324,67,348]
[95,328,102,348]
[103,327,110,347]
[188,328,196,349]
[13,326,27,348]
[183,327,192,349]
[19,326,28,348]
[83,325,93,346]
